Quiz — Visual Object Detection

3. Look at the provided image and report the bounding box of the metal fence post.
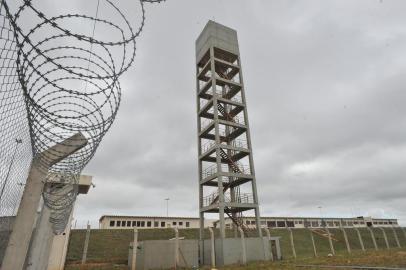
[379,227,390,249]
[288,228,296,259]
[309,229,317,257]
[131,229,138,270]
[208,227,216,268]
[326,227,335,255]
[238,227,247,265]
[341,227,351,254]
[81,224,91,264]
[391,226,401,248]
[367,227,378,250]
[265,228,273,261]
[174,228,179,269]
[354,228,365,252]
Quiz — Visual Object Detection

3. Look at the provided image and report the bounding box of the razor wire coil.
[0,0,165,234]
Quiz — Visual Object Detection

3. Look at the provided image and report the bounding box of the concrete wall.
[202,237,272,266]
[130,239,199,270]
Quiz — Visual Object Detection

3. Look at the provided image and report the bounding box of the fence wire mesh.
[0,0,165,238]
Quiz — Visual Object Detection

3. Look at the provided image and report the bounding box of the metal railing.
[203,192,254,207]
[201,140,215,153]
[200,118,213,130]
[222,163,251,175]
[201,139,247,156]
[202,164,217,179]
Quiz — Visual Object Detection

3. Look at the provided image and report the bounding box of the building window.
[117,221,121,227]
[147,221,152,227]
[311,221,318,227]
[137,221,141,227]
[268,221,276,228]
[334,221,340,226]
[132,221,136,227]
[186,222,190,228]
[251,220,256,225]
[173,221,177,226]
[154,221,159,227]
[127,221,131,227]
[122,221,126,227]
[141,221,145,227]
[110,220,115,227]
[276,221,285,227]
[179,222,183,226]
[286,221,294,227]
[161,222,165,227]
[327,221,333,227]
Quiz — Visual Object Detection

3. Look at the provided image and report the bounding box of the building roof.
[212,216,397,223]
[99,215,200,223]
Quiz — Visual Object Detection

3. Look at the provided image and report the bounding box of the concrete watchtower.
[195,21,262,264]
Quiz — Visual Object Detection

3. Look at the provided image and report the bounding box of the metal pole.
[82,224,91,264]
[341,227,351,254]
[0,139,22,202]
[174,228,179,269]
[355,228,365,252]
[368,227,378,250]
[309,229,318,257]
[391,226,401,248]
[165,198,169,217]
[131,228,138,270]
[326,227,335,255]
[379,227,390,249]
[288,228,297,259]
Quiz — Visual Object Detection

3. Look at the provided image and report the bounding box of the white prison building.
[99,215,214,229]
[100,215,399,230]
[216,216,399,229]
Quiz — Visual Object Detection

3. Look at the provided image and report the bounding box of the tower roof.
[195,20,239,62]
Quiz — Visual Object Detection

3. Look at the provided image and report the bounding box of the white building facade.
[100,215,399,230]
[99,215,214,229]
[216,216,399,229]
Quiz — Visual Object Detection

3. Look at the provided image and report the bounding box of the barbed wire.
[0,0,166,234]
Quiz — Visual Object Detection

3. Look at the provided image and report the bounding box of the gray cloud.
[67,0,406,227]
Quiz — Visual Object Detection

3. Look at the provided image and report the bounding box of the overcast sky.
[69,0,406,228]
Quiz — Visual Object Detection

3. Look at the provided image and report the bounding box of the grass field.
[65,249,406,270]
[65,227,406,268]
